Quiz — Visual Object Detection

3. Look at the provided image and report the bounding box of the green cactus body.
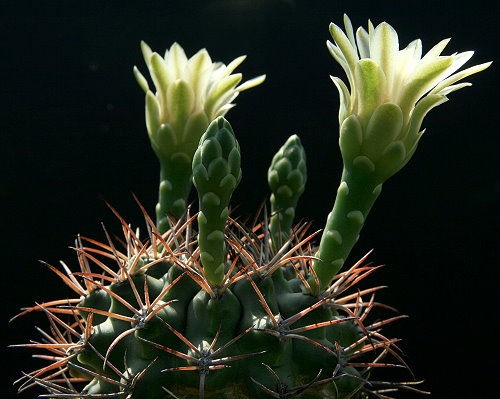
[12,201,403,398]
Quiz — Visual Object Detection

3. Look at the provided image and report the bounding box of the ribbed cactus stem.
[267,135,307,247]
[192,117,242,287]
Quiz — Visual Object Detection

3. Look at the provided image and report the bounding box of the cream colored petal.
[330,76,351,124]
[224,55,247,76]
[145,91,161,139]
[398,56,453,116]
[370,22,399,93]
[210,62,228,82]
[187,49,212,109]
[368,19,375,36]
[430,61,491,95]
[214,103,237,118]
[343,14,357,51]
[211,91,239,119]
[327,40,355,89]
[435,82,471,96]
[391,39,422,100]
[235,74,266,92]
[355,27,370,58]
[401,39,422,74]
[167,42,188,79]
[329,22,359,71]
[133,66,149,93]
[140,41,153,67]
[440,51,474,79]
[420,38,451,61]
[204,74,242,117]
[150,52,173,97]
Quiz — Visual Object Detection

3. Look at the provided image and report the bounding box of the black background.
[2,1,498,398]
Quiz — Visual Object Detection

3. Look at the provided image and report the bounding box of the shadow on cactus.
[10,14,490,399]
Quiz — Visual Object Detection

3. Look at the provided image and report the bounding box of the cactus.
[10,15,490,399]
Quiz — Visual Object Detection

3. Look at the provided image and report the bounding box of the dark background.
[1,1,497,398]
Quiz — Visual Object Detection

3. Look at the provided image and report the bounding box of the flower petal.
[214,103,237,118]
[235,74,266,92]
[434,82,471,96]
[187,48,212,109]
[330,75,351,124]
[140,41,153,66]
[133,66,149,93]
[329,22,359,72]
[354,59,386,125]
[421,38,451,61]
[430,61,492,95]
[224,55,247,76]
[150,52,173,98]
[343,14,357,51]
[167,42,188,79]
[430,51,475,86]
[166,79,195,132]
[403,94,448,147]
[370,22,399,93]
[327,40,355,89]
[204,74,242,118]
[145,91,161,140]
[391,39,422,99]
[398,56,453,117]
[355,27,370,59]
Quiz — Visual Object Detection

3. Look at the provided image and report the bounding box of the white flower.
[328,15,491,181]
[134,42,265,160]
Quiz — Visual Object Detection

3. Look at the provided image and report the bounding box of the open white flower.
[329,15,491,181]
[134,42,265,160]
[134,42,265,220]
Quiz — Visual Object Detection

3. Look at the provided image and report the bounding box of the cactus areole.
[11,15,490,399]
